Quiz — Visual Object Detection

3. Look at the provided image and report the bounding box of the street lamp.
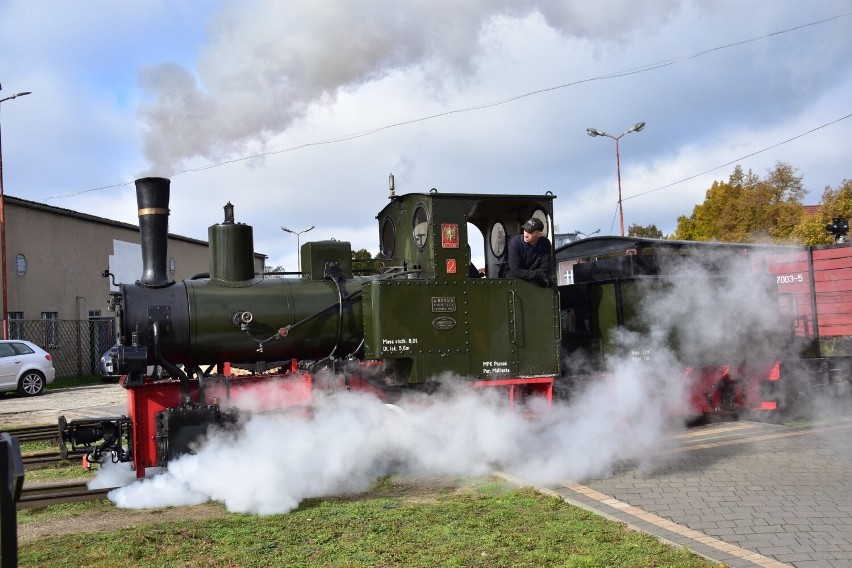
[576,228,601,239]
[0,89,32,340]
[281,225,314,273]
[586,121,645,236]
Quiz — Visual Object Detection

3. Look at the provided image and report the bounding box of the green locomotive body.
[64,178,562,477]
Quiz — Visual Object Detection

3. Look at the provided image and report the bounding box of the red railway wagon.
[758,242,852,397]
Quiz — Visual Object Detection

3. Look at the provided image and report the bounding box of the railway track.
[2,423,60,443]
[0,423,93,481]
[1,423,90,469]
[21,450,87,469]
[17,481,115,510]
[0,424,114,509]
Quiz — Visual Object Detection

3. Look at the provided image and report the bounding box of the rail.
[17,481,114,510]
[1,424,58,443]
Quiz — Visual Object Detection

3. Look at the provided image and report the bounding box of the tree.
[263,264,287,278]
[791,179,852,245]
[627,223,664,239]
[673,162,805,243]
[352,248,381,274]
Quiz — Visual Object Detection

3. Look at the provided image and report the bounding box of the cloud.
[137,0,683,173]
[1,1,850,272]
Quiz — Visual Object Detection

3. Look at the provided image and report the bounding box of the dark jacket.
[508,234,552,283]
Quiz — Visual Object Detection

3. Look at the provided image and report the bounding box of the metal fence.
[6,319,116,379]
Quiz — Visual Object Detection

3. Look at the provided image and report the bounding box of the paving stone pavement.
[547,416,852,568]
[0,382,126,426]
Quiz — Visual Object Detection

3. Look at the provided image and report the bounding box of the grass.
[47,374,107,390]
[21,462,95,482]
[11,437,97,482]
[17,439,56,453]
[16,477,721,568]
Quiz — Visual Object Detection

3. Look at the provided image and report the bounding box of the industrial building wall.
[4,198,266,322]
[5,201,208,320]
[3,198,267,378]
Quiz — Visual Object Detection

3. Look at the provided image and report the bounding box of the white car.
[0,340,56,396]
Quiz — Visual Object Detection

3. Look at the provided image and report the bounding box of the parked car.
[0,340,56,396]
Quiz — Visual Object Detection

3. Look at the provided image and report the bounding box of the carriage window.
[489,222,507,257]
[380,217,395,257]
[412,205,428,251]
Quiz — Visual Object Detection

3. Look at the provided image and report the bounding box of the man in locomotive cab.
[508,217,553,286]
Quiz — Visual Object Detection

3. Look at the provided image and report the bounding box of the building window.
[41,312,59,347]
[88,310,101,319]
[15,254,26,276]
[8,312,23,340]
[169,257,176,274]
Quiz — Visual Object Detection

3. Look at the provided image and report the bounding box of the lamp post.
[576,228,601,239]
[0,89,32,340]
[281,225,314,273]
[586,121,645,236]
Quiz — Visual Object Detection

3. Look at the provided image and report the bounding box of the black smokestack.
[135,177,174,287]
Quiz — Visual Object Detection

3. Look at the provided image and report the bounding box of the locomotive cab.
[365,188,561,385]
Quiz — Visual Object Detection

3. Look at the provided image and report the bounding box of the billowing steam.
[98,251,788,514]
[139,0,681,173]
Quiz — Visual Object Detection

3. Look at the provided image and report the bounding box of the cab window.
[413,205,428,250]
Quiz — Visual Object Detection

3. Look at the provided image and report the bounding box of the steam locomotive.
[60,177,560,477]
[61,175,826,477]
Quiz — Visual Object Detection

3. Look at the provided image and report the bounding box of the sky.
[1,0,850,271]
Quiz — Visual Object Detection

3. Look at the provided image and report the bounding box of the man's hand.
[536,269,553,288]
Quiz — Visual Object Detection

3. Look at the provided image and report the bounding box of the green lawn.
[16,477,720,567]
[46,374,106,390]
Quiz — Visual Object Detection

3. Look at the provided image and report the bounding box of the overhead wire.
[622,112,852,202]
[40,11,852,203]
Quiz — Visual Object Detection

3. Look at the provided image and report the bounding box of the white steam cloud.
[139,0,681,173]
[98,252,788,514]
